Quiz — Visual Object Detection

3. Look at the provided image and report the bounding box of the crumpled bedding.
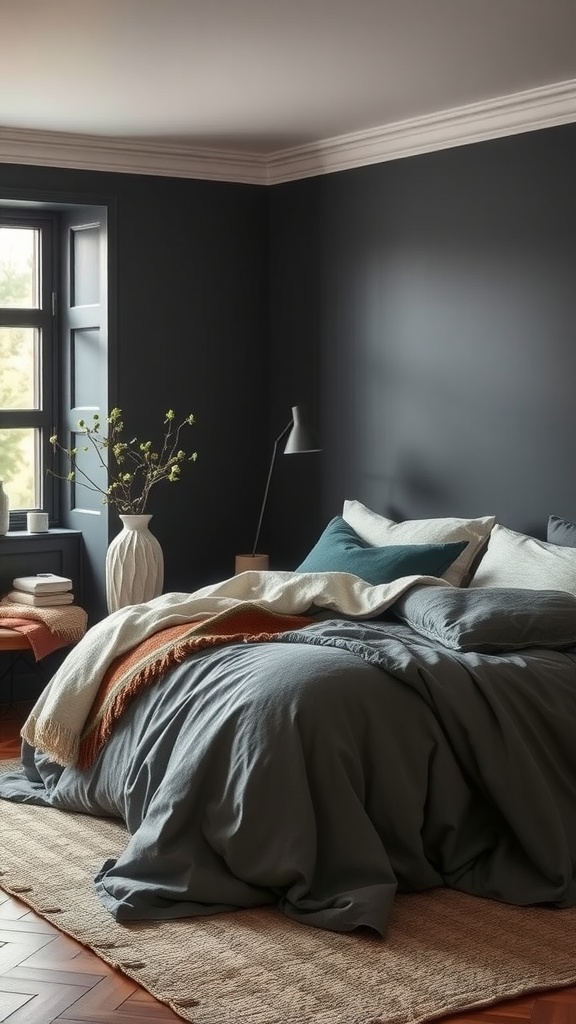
[1,616,575,936]
[17,570,452,768]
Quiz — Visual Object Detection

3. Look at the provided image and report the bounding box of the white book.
[7,589,75,607]
[12,573,73,594]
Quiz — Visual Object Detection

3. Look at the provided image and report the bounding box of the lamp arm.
[250,419,293,557]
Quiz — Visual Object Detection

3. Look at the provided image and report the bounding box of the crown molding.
[1,78,576,187]
[0,128,267,185]
[265,78,576,184]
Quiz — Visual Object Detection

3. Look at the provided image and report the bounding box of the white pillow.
[469,523,576,593]
[342,500,495,587]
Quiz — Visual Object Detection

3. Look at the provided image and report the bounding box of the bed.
[1,501,576,938]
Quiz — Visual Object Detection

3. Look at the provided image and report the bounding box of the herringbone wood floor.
[1,702,576,1024]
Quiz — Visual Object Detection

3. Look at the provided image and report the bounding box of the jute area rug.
[1,762,576,1024]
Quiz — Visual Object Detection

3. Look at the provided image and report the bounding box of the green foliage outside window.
[0,251,37,508]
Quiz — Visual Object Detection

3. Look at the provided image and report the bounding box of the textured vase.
[105,514,164,613]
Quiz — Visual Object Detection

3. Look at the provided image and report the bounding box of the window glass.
[71,225,99,306]
[0,427,39,509]
[0,227,39,308]
[0,326,40,409]
[0,214,52,523]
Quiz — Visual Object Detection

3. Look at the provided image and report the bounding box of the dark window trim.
[0,211,59,530]
[0,185,118,545]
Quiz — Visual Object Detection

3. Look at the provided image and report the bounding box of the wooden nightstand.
[0,628,31,653]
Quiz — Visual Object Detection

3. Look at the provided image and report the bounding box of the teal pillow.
[296,517,467,586]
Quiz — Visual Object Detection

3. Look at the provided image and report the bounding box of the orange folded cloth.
[0,599,87,646]
[0,617,77,660]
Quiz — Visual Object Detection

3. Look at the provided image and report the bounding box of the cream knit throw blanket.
[21,569,451,767]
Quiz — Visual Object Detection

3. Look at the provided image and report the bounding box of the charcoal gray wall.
[268,123,576,567]
[0,163,269,595]
[2,120,576,589]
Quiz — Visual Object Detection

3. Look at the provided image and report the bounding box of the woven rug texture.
[1,761,576,1024]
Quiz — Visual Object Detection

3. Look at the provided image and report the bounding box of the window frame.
[0,211,58,531]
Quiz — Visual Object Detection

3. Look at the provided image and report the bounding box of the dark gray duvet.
[1,617,576,935]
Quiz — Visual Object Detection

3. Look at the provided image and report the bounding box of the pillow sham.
[295,517,467,586]
[469,523,576,595]
[342,499,495,587]
[547,514,576,548]
[393,584,576,653]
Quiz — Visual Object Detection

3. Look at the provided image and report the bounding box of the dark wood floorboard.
[1,701,575,1024]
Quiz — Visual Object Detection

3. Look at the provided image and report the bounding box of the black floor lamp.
[235,405,320,574]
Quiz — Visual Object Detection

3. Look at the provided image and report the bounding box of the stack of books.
[7,573,75,607]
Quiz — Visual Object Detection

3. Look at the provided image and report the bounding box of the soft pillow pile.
[298,501,576,599]
[342,500,495,587]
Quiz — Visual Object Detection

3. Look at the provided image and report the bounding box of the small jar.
[27,511,50,533]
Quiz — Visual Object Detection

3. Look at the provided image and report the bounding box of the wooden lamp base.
[235,554,270,574]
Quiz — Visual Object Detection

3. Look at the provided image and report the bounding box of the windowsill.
[0,528,82,539]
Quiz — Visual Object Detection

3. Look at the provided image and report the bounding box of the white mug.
[27,511,49,533]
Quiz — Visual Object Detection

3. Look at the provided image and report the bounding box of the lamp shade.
[283,406,321,455]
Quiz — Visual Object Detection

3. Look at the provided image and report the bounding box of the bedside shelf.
[0,530,83,606]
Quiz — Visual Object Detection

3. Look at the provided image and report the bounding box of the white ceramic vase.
[105,514,164,613]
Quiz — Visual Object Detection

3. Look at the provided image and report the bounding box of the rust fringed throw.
[0,598,87,647]
[77,604,313,768]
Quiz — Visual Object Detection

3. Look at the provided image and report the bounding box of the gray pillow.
[393,584,576,653]
[547,515,576,548]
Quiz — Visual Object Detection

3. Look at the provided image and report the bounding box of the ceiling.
[2,0,576,183]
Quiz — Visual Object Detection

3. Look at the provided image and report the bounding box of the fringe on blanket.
[20,715,81,768]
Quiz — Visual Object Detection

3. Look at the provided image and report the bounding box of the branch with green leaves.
[50,407,197,515]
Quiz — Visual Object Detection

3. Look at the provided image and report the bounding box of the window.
[0,214,56,529]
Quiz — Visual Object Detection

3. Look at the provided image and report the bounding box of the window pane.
[69,429,105,512]
[0,427,40,509]
[72,327,101,406]
[0,326,40,409]
[0,227,39,308]
[71,225,99,306]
